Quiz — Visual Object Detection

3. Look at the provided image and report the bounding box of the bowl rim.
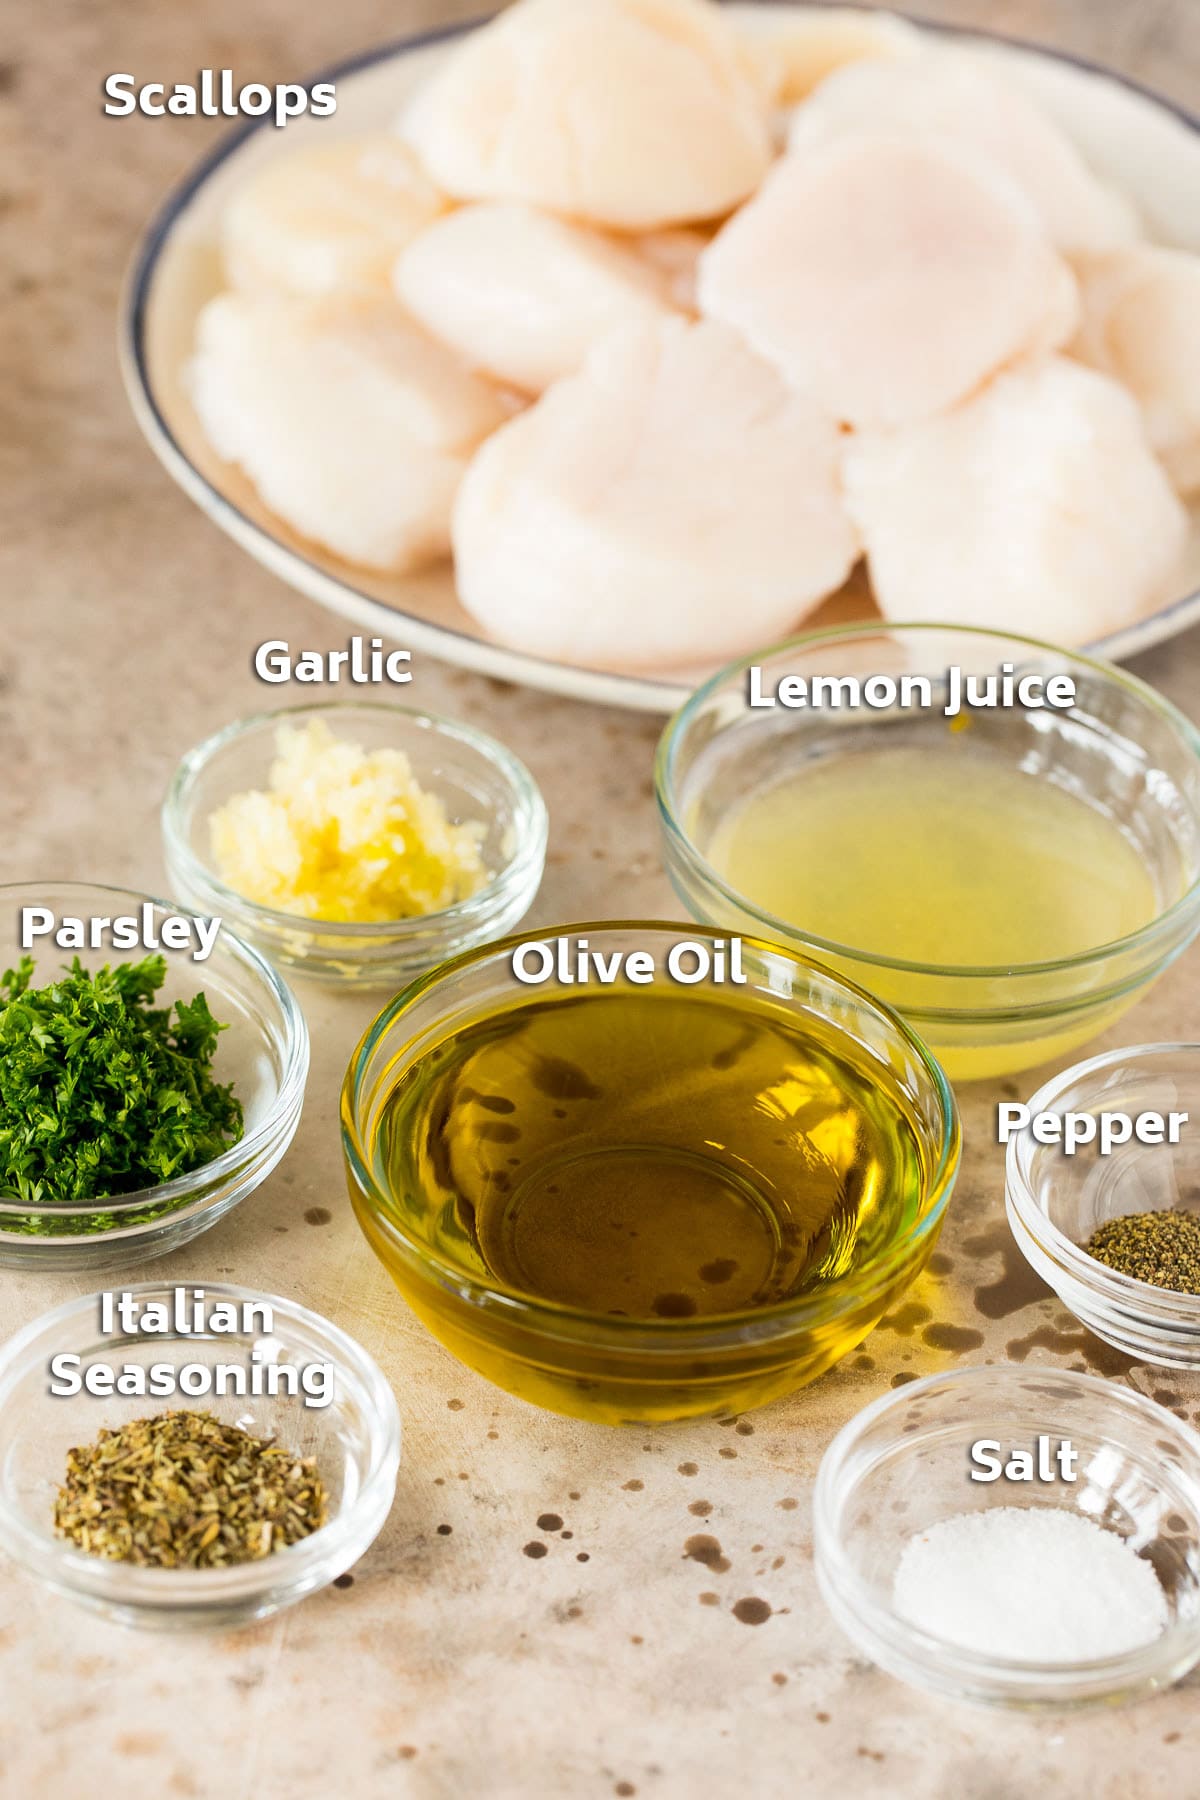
[161,698,549,943]
[655,621,1200,987]
[1006,1040,1200,1320]
[0,1280,402,1604]
[341,918,961,1349]
[0,879,309,1223]
[813,1362,1200,1691]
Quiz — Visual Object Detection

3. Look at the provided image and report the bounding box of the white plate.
[120,5,1200,714]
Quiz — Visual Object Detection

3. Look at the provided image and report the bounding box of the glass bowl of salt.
[813,1365,1200,1708]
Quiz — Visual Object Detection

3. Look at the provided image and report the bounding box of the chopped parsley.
[0,955,244,1203]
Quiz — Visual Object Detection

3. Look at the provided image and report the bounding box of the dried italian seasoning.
[53,1410,327,1568]
[1082,1209,1200,1294]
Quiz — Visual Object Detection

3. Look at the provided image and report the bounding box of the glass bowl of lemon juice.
[657,625,1200,1081]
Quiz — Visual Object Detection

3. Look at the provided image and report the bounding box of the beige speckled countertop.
[3,2,1200,1795]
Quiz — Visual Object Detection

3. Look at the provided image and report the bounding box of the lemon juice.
[704,745,1160,1079]
[708,747,1156,968]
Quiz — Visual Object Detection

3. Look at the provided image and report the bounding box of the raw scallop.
[400,0,773,229]
[221,135,446,299]
[395,203,679,393]
[843,356,1188,644]
[632,228,711,311]
[1071,246,1200,494]
[452,318,859,671]
[733,7,923,106]
[189,294,507,571]
[786,51,1139,251]
[698,134,1077,428]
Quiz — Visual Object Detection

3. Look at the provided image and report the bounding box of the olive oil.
[375,986,926,1322]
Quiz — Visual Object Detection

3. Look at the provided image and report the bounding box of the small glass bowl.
[342,922,960,1425]
[1007,1044,1200,1367]
[814,1365,1200,1709]
[0,882,307,1271]
[656,624,1200,1081]
[163,701,548,989]
[0,1283,400,1630]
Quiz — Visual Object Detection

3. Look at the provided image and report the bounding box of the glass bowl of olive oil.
[657,625,1200,1081]
[341,924,959,1424]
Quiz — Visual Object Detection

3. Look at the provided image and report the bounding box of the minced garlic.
[209,718,491,922]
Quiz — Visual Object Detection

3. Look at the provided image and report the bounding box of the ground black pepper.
[1082,1210,1200,1294]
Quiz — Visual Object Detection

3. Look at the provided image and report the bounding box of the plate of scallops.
[123,0,1200,711]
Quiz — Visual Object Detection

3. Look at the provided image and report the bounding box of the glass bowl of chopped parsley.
[1007,1043,1200,1366]
[0,883,308,1268]
[0,1281,400,1628]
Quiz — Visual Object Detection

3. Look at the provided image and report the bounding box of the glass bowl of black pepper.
[0,1282,401,1629]
[1007,1044,1200,1366]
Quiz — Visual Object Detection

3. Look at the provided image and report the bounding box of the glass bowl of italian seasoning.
[657,624,1200,1081]
[0,1283,400,1629]
[0,882,308,1270]
[1007,1044,1200,1367]
[163,701,548,989]
[814,1366,1200,1709]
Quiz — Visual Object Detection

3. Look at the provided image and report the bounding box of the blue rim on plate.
[118,7,1200,713]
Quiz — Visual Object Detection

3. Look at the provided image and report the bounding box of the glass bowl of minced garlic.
[1007,1043,1200,1366]
[0,1281,400,1629]
[163,702,548,988]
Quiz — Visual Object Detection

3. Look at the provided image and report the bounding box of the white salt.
[892,1506,1169,1663]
